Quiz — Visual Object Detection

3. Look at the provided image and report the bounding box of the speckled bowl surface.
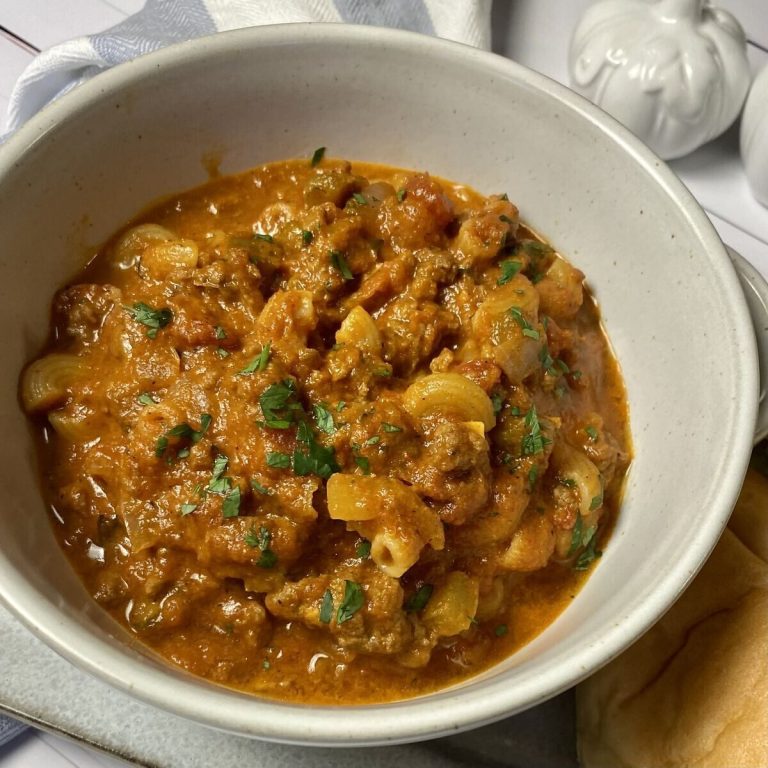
[0,24,759,746]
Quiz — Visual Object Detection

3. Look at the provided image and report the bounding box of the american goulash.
[21,154,630,703]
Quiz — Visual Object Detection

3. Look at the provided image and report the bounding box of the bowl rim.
[0,22,759,746]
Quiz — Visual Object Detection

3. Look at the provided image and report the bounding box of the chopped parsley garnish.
[490,392,504,414]
[509,405,522,417]
[497,259,523,286]
[336,401,346,412]
[337,580,364,624]
[154,413,211,460]
[351,192,367,205]
[259,378,301,427]
[267,451,291,469]
[355,539,371,559]
[559,477,577,489]
[574,535,602,571]
[313,403,336,434]
[244,525,277,568]
[310,146,326,167]
[330,250,354,280]
[137,393,156,407]
[222,486,241,518]
[405,584,433,612]
[319,589,334,624]
[569,517,598,558]
[255,233,273,243]
[585,425,599,442]
[590,492,603,511]
[571,370,583,381]
[214,325,227,340]
[396,188,407,202]
[250,479,271,495]
[216,347,230,358]
[381,422,402,433]
[293,436,340,479]
[494,624,508,637]
[508,307,540,340]
[301,229,314,246]
[180,503,197,516]
[521,405,550,456]
[539,345,557,375]
[206,454,232,494]
[373,366,392,377]
[354,454,371,474]
[364,435,380,447]
[125,302,173,339]
[528,465,539,490]
[240,342,271,375]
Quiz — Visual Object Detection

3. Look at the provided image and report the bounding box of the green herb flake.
[319,589,334,624]
[559,477,577,489]
[405,584,433,613]
[267,451,291,469]
[215,325,227,340]
[490,392,504,414]
[521,405,551,456]
[154,435,168,456]
[351,192,367,205]
[240,342,272,375]
[310,146,326,167]
[222,486,241,518]
[336,401,346,412]
[364,435,380,447]
[255,233,274,243]
[381,422,402,433]
[396,188,407,202]
[509,405,522,417]
[250,479,271,495]
[571,370,583,380]
[528,465,539,491]
[585,425,599,442]
[125,302,173,338]
[590,493,603,511]
[244,525,277,567]
[373,366,392,378]
[354,454,371,475]
[497,259,523,286]
[574,535,602,571]
[313,403,336,434]
[137,393,156,407]
[508,307,540,340]
[301,229,314,246]
[294,439,340,480]
[355,539,371,559]
[494,624,508,637]
[180,503,197,516]
[337,580,364,624]
[330,250,354,281]
[216,347,230,358]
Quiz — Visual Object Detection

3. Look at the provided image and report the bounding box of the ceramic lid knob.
[568,0,751,160]
[741,64,768,208]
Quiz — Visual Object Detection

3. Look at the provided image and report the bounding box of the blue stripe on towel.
[91,0,217,65]
[333,0,435,35]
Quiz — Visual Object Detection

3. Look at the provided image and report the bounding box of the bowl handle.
[727,246,768,443]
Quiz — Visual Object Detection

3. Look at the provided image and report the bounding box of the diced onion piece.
[20,353,87,413]
[335,306,381,354]
[113,224,175,269]
[423,572,480,636]
[552,442,603,516]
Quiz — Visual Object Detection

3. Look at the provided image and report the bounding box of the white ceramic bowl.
[0,25,763,746]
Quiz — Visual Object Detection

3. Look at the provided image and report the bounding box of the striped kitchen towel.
[5,0,491,133]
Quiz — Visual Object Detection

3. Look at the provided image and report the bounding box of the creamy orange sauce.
[22,158,630,703]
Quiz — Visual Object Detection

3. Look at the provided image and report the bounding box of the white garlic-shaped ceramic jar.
[569,0,751,160]
[741,65,768,207]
